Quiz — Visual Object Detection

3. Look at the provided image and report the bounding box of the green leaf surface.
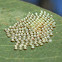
[0,0,62,62]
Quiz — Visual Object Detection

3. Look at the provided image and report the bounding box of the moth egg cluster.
[4,10,56,50]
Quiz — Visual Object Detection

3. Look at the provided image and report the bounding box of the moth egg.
[21,40,24,44]
[41,10,43,14]
[7,34,11,37]
[47,13,49,16]
[11,29,13,32]
[9,26,12,28]
[43,15,45,18]
[7,28,10,31]
[19,45,23,50]
[34,35,37,37]
[49,39,52,42]
[42,38,46,43]
[47,35,50,39]
[40,42,43,46]
[14,45,17,50]
[50,32,53,36]
[34,40,37,44]
[44,11,46,15]
[24,45,27,50]
[18,37,21,41]
[31,45,35,49]
[39,14,41,17]
[38,41,41,44]
[36,43,39,47]
[4,28,7,32]
[35,12,38,16]
[16,43,19,45]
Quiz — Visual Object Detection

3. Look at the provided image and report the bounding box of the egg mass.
[4,10,56,50]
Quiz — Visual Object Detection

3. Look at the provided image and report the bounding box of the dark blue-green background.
[22,0,62,16]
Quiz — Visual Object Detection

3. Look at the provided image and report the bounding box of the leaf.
[0,0,62,62]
